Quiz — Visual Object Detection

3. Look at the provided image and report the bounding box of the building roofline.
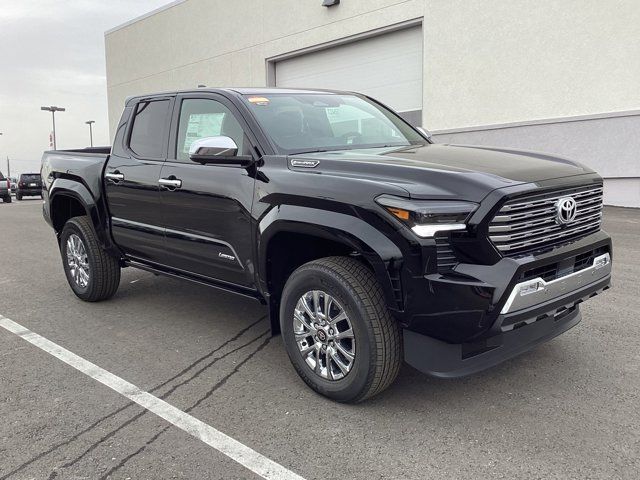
[105,0,187,36]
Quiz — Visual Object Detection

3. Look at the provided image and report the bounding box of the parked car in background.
[9,177,18,194]
[0,171,11,203]
[41,88,612,402]
[16,173,43,200]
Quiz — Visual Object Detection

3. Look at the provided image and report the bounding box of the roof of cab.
[125,87,349,105]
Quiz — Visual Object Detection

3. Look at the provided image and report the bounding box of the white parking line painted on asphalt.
[0,315,306,480]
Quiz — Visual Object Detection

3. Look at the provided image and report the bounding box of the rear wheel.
[280,256,402,403]
[2,195,10,203]
[16,193,21,201]
[60,216,121,301]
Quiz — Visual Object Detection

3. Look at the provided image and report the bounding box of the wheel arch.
[48,179,112,251]
[258,205,404,333]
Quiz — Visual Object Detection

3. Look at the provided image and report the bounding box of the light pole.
[85,120,95,147]
[40,106,66,150]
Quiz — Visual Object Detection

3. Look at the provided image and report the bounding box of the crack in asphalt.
[99,426,170,480]
[59,329,270,470]
[1,315,267,480]
[98,335,274,480]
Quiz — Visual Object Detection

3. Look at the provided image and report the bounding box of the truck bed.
[41,147,111,202]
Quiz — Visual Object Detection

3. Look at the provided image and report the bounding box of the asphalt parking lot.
[0,199,638,480]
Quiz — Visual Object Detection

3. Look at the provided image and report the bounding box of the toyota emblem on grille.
[556,196,578,224]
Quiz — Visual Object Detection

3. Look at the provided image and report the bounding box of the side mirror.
[416,127,434,142]
[189,136,254,166]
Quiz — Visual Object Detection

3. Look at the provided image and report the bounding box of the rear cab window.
[20,174,41,182]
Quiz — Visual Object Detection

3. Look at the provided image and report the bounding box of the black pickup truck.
[42,88,612,402]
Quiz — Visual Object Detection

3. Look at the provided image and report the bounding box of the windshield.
[242,93,427,154]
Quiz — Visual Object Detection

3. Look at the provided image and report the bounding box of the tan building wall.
[106,0,640,134]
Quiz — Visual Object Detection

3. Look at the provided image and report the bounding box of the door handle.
[159,177,182,190]
[105,172,125,183]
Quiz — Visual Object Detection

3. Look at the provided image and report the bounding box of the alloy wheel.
[293,290,356,380]
[66,234,90,288]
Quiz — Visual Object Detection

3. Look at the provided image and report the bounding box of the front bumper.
[402,231,612,377]
[500,252,610,315]
[404,270,609,377]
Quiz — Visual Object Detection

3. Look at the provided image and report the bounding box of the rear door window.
[129,99,171,159]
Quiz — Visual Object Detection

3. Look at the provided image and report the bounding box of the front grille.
[519,246,609,283]
[520,263,558,283]
[489,184,603,256]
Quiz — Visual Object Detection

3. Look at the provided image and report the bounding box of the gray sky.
[0,0,171,176]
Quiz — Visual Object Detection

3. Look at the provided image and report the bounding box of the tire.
[16,193,21,201]
[280,256,402,403]
[2,196,10,203]
[60,216,121,302]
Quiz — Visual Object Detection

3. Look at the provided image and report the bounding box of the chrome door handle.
[158,178,182,189]
[105,172,125,183]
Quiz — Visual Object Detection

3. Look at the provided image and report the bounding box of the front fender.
[257,204,404,313]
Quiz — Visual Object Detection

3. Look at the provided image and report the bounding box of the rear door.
[104,97,173,263]
[156,93,257,287]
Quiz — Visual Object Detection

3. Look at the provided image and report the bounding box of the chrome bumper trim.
[500,253,611,314]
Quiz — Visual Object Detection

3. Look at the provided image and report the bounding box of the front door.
[157,94,256,287]
[104,98,172,263]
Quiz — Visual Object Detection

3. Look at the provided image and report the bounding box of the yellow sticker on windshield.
[248,96,270,105]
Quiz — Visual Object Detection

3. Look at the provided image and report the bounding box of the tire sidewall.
[280,265,377,402]
[60,220,93,298]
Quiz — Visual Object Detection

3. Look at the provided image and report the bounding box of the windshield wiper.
[290,142,426,155]
[290,148,334,155]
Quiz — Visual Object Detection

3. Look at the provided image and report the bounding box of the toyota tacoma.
[41,88,612,402]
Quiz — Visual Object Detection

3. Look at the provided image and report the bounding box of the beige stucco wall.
[106,0,640,136]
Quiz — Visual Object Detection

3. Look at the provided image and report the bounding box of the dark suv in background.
[16,173,43,200]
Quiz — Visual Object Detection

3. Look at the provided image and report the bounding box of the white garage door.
[274,26,423,125]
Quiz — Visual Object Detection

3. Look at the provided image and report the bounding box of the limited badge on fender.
[290,159,319,168]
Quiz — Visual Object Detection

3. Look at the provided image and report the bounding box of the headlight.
[376,195,477,238]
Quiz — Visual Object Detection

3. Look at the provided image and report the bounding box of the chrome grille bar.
[489,185,603,256]
[500,187,603,212]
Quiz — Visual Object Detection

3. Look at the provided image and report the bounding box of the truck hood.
[292,143,596,202]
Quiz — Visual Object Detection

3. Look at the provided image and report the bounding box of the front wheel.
[280,256,402,403]
[16,193,21,201]
[2,196,10,203]
[60,216,121,301]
